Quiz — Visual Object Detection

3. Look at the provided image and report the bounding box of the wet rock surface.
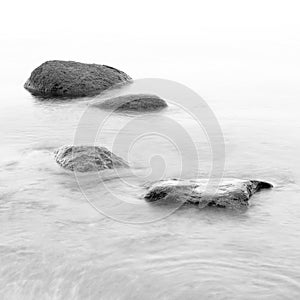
[54,145,128,172]
[24,60,132,98]
[144,178,273,208]
[93,94,168,111]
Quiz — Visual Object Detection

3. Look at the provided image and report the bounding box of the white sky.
[1,0,300,38]
[1,0,300,106]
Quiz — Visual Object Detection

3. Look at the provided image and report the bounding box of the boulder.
[93,94,168,111]
[54,145,128,172]
[144,178,273,208]
[24,60,132,98]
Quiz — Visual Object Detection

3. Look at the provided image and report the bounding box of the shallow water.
[1,37,300,299]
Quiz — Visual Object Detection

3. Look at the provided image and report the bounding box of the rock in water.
[54,145,128,172]
[93,94,168,111]
[144,178,273,208]
[24,60,132,98]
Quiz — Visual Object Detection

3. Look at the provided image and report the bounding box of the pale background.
[1,1,300,299]
[1,0,300,105]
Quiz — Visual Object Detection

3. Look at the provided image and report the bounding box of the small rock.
[144,178,273,208]
[24,60,132,98]
[93,94,168,111]
[54,145,128,172]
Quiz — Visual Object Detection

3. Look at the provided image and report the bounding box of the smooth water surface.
[0,37,300,299]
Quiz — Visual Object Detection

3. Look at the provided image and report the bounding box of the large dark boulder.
[24,60,132,98]
[93,94,168,111]
[54,145,128,172]
[144,178,273,209]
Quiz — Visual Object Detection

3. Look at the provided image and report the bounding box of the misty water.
[1,38,300,299]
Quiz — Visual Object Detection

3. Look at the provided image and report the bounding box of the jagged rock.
[54,145,128,172]
[144,178,273,209]
[24,60,132,98]
[93,94,168,111]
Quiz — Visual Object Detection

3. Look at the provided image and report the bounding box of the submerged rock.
[24,60,132,98]
[144,178,273,209]
[54,145,128,172]
[93,94,168,111]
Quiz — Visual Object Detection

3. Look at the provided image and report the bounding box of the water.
[0,37,300,299]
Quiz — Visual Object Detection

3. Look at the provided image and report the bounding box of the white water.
[0,36,300,299]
